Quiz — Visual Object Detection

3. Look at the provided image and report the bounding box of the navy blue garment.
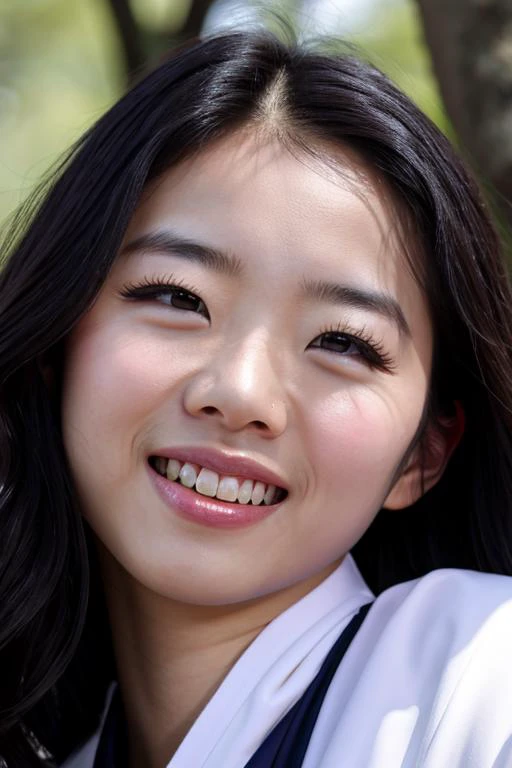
[94,602,372,768]
[243,602,372,768]
[93,688,128,768]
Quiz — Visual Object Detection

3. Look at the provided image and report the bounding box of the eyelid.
[118,272,202,297]
[117,273,210,319]
[311,322,396,373]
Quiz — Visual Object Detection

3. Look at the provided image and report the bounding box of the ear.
[383,401,465,510]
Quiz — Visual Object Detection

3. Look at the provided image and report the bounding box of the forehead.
[132,131,393,252]
[124,130,429,334]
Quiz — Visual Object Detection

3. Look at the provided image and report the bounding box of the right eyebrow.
[300,278,411,338]
[120,230,243,278]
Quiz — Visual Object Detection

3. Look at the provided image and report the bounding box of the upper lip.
[150,446,289,491]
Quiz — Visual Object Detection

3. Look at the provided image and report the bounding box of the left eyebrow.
[120,231,243,278]
[301,278,411,337]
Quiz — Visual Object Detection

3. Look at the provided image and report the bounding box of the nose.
[182,331,288,437]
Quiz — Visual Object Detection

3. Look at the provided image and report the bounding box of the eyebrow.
[121,231,243,277]
[300,279,411,337]
[121,230,410,337]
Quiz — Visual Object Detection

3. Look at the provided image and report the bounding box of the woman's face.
[62,131,433,605]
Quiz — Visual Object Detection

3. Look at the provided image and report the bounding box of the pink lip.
[149,446,288,491]
[147,463,284,529]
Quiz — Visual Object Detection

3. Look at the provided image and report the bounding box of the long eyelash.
[318,321,397,373]
[118,273,202,299]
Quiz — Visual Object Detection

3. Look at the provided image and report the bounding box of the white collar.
[62,554,373,768]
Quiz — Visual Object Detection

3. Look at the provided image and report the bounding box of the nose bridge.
[184,322,288,434]
[224,324,281,394]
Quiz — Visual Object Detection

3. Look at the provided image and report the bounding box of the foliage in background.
[0,0,444,225]
[0,0,121,221]
[353,0,450,138]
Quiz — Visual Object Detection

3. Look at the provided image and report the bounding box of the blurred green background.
[0,0,446,225]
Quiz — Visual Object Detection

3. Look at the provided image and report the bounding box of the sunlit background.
[0,0,445,225]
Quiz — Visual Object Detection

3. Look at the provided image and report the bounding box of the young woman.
[2,27,512,768]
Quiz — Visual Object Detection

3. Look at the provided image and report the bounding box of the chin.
[97,542,271,607]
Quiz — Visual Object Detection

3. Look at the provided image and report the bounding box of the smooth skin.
[61,130,461,767]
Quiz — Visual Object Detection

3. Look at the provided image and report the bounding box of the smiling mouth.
[148,456,288,506]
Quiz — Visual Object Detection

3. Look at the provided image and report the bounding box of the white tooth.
[196,468,219,497]
[155,457,167,476]
[264,484,276,505]
[166,459,181,481]
[237,479,254,504]
[216,476,239,502]
[251,481,266,505]
[179,462,199,488]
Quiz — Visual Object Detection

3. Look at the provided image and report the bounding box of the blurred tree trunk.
[415,0,512,232]
[106,0,215,83]
[107,0,146,76]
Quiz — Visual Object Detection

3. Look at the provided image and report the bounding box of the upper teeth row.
[154,457,278,505]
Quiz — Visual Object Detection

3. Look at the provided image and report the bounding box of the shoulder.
[364,568,512,698]
[371,567,512,656]
[374,569,512,765]
[303,569,512,767]
[374,566,512,633]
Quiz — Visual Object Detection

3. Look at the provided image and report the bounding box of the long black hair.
[1,27,512,765]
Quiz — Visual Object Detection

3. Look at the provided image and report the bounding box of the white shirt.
[62,556,512,767]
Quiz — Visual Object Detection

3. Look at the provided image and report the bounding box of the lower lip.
[147,464,284,529]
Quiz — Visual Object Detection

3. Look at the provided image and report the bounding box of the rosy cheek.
[309,389,413,483]
[65,323,186,425]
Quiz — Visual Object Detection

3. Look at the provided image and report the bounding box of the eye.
[118,277,210,320]
[308,325,396,373]
[156,287,205,314]
[311,332,358,356]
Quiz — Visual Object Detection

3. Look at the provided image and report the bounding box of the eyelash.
[118,274,210,319]
[312,322,396,373]
[118,276,396,373]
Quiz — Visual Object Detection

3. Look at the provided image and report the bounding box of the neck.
[99,552,341,768]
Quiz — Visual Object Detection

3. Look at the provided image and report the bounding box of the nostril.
[202,406,218,415]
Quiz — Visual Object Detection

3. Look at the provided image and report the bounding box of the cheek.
[62,322,187,440]
[61,323,166,493]
[309,386,422,495]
